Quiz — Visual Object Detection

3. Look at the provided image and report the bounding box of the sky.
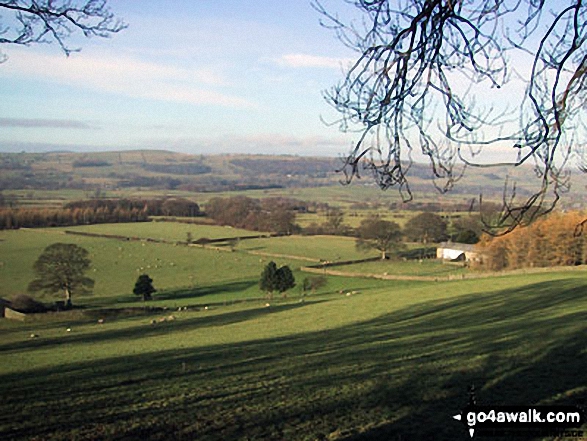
[0,0,361,156]
[0,0,582,170]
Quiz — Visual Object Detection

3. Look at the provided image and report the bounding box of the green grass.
[335,258,468,278]
[0,270,586,440]
[0,228,307,303]
[1,218,586,440]
[235,235,379,262]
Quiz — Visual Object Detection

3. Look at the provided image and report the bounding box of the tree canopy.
[316,0,587,232]
[260,261,296,297]
[404,212,448,243]
[356,214,403,259]
[28,242,94,308]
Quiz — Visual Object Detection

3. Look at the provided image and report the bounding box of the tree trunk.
[381,250,387,260]
[64,287,72,309]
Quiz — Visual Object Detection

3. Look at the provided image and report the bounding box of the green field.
[333,259,468,278]
[1,270,586,440]
[0,228,307,304]
[235,235,379,262]
[1,221,586,440]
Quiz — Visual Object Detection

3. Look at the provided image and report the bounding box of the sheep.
[30,333,39,338]
[97,318,105,325]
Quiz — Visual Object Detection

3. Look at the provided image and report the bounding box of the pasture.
[0,227,307,304]
[0,270,586,440]
[332,259,468,279]
[1,221,586,440]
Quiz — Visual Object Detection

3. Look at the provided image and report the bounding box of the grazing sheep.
[30,333,38,338]
[66,328,72,332]
[97,319,105,325]
[167,315,176,321]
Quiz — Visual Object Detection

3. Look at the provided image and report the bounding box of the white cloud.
[0,48,255,109]
[274,53,353,69]
[0,117,96,129]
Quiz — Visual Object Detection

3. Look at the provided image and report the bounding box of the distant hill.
[0,150,585,209]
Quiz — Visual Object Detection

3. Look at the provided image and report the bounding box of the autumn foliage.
[476,212,587,271]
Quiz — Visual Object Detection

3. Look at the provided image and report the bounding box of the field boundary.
[64,230,176,244]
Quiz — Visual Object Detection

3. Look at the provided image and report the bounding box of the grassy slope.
[335,259,468,278]
[235,235,379,262]
[0,228,305,302]
[0,270,585,440]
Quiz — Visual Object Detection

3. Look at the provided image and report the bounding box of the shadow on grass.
[0,300,322,353]
[0,278,586,440]
[154,279,258,302]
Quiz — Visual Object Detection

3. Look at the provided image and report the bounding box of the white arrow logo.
[453,414,475,437]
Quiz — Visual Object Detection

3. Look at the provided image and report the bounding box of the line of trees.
[0,206,149,229]
[65,198,201,217]
[476,212,587,271]
[0,198,201,230]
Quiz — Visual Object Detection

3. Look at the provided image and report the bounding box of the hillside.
[1,150,585,210]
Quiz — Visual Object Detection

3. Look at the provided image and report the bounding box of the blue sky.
[0,0,361,156]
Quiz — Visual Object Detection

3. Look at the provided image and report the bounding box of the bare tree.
[315,0,586,233]
[0,0,126,61]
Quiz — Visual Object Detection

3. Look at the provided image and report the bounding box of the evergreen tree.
[260,262,296,297]
[259,261,279,295]
[133,274,156,301]
[275,265,296,293]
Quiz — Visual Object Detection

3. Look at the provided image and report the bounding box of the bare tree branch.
[0,0,126,60]
[317,0,586,233]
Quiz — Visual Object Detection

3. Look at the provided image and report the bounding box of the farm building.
[436,242,481,262]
